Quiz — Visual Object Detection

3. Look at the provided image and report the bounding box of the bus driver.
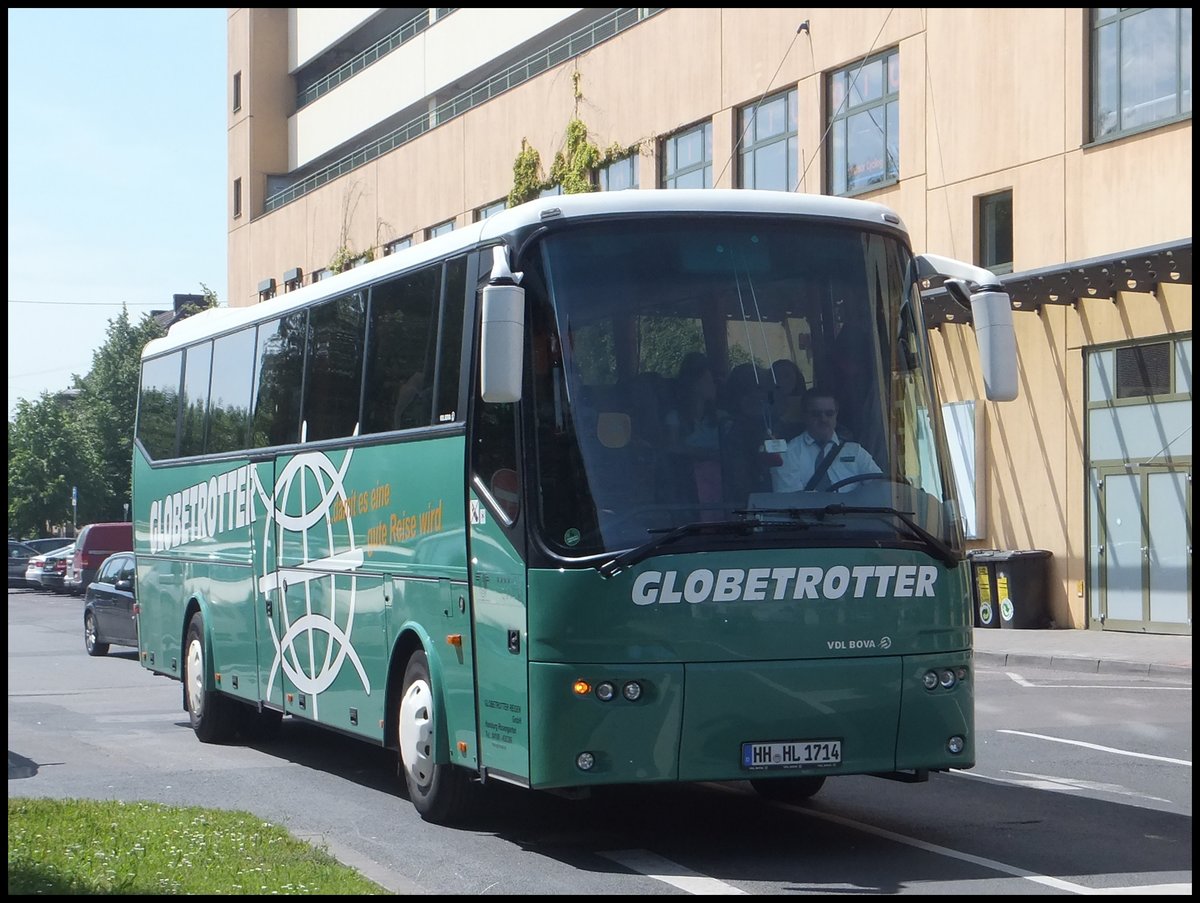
[769,391,880,493]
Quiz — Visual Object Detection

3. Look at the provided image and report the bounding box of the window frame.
[660,120,713,189]
[976,189,1014,276]
[826,47,900,197]
[737,86,798,192]
[1090,7,1192,145]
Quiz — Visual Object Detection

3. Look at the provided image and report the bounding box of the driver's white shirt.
[769,430,881,493]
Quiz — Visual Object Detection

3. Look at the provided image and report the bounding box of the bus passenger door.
[251,456,286,714]
[468,398,531,783]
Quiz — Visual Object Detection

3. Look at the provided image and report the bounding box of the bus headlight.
[938,669,957,689]
[947,735,966,755]
[621,681,642,701]
[922,670,939,690]
[576,751,596,771]
[595,682,615,702]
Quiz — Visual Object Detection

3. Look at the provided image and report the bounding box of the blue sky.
[7,8,228,419]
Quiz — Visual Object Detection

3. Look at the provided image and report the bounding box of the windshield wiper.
[598,516,815,579]
[814,504,961,568]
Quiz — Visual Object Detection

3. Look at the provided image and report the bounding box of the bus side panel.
[468,489,530,781]
[136,555,185,678]
[197,561,262,705]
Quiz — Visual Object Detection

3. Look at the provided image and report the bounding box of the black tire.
[84,611,109,657]
[751,775,827,802]
[184,611,242,743]
[397,650,472,823]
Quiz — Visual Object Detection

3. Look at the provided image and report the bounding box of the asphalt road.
[7,586,1192,895]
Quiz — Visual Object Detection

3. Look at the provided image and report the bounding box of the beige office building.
[226,8,1192,634]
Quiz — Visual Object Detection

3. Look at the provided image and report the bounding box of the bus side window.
[361,267,441,434]
[473,401,520,522]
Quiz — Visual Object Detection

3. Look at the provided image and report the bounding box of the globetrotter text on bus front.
[631,565,940,605]
[148,464,258,554]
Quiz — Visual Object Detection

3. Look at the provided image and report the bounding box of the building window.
[311,268,328,283]
[827,48,899,195]
[1092,8,1192,142]
[426,219,455,239]
[233,71,242,113]
[738,87,798,191]
[977,190,1013,275]
[474,199,506,221]
[384,236,413,255]
[233,178,242,219]
[1115,342,1173,399]
[539,184,563,198]
[597,155,639,191]
[661,121,713,189]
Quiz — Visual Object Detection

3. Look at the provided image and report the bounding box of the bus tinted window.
[435,256,467,423]
[207,327,256,453]
[137,350,183,460]
[361,266,440,434]
[303,291,366,441]
[252,313,307,448]
[179,341,213,457]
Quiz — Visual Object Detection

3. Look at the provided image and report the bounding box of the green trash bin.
[967,550,1001,629]
[982,549,1053,629]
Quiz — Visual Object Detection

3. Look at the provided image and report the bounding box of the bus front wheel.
[397,650,472,823]
[184,612,242,743]
[750,775,827,802]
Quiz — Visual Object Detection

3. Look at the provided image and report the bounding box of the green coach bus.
[133,189,1017,823]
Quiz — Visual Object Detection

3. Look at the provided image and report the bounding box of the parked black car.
[83,552,138,656]
[22,537,75,555]
[8,541,36,587]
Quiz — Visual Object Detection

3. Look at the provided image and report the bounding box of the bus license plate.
[741,739,841,770]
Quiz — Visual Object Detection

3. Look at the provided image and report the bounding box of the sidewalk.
[973,627,1191,677]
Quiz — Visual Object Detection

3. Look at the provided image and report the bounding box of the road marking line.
[708,784,1189,895]
[1005,672,1191,691]
[599,849,747,895]
[998,730,1191,766]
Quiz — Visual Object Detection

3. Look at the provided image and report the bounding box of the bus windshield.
[522,215,959,559]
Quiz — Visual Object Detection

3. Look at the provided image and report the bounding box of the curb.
[975,650,1191,678]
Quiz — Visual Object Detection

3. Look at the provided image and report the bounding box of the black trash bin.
[967,550,1001,629]
[971,549,1053,629]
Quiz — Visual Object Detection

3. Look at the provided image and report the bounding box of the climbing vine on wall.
[509,70,642,206]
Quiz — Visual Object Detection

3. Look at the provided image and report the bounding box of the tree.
[73,307,166,519]
[7,394,102,536]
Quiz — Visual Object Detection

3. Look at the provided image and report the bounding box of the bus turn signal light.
[573,680,591,695]
[446,634,462,647]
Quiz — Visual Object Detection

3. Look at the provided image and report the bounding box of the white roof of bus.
[143,189,906,359]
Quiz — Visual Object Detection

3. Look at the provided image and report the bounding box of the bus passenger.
[769,391,880,493]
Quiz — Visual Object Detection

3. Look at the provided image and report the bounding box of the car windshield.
[520,215,960,559]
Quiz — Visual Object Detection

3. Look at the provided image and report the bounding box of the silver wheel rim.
[85,614,97,651]
[187,635,205,717]
[399,677,434,788]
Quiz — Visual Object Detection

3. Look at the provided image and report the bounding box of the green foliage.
[7,287,218,534]
[548,118,602,195]
[7,395,102,537]
[8,797,389,894]
[508,138,544,208]
[74,307,167,520]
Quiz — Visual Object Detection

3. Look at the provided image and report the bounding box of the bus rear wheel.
[751,775,827,802]
[184,611,242,743]
[397,650,472,824]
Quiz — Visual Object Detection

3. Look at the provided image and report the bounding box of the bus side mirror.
[480,246,525,403]
[948,280,1018,402]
